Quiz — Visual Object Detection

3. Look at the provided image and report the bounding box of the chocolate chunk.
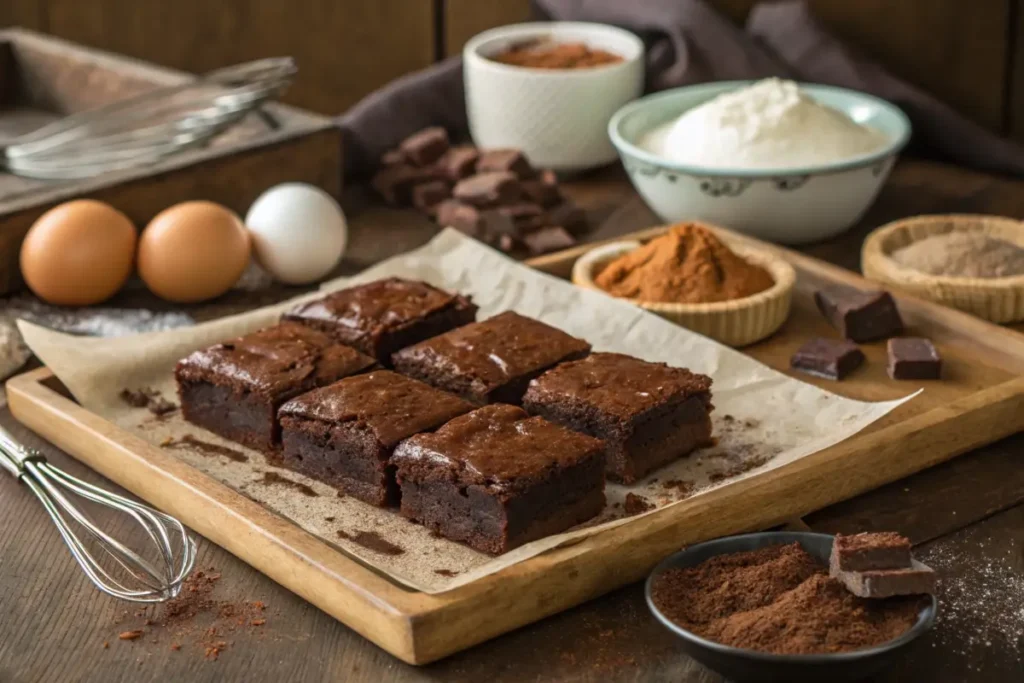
[371,165,431,205]
[380,149,405,167]
[814,285,903,342]
[830,532,913,572]
[833,560,937,598]
[479,210,519,245]
[887,337,942,380]
[438,201,485,238]
[438,146,480,181]
[521,178,561,207]
[497,202,545,232]
[523,226,577,255]
[790,337,864,380]
[476,149,535,178]
[411,180,451,214]
[452,171,521,207]
[399,127,449,166]
[436,199,466,229]
[546,200,588,235]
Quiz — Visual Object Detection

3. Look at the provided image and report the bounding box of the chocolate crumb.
[324,516,336,522]
[337,530,405,556]
[164,434,249,463]
[260,471,318,497]
[662,479,695,497]
[102,641,109,649]
[434,569,459,577]
[119,630,144,641]
[623,493,653,516]
[170,643,181,651]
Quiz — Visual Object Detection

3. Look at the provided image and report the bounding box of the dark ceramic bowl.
[645,532,936,682]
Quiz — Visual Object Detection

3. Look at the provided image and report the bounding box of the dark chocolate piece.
[887,337,942,380]
[523,226,577,255]
[437,146,480,181]
[278,371,473,506]
[380,149,405,167]
[545,200,588,235]
[284,277,478,362]
[790,337,865,380]
[398,127,449,166]
[523,353,714,483]
[411,180,451,214]
[830,532,913,572]
[833,560,937,598]
[175,322,377,452]
[814,285,903,342]
[452,171,521,207]
[497,202,545,232]
[391,311,592,405]
[476,149,535,178]
[371,165,431,205]
[520,169,561,207]
[392,404,606,554]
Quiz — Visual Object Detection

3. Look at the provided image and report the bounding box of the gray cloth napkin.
[338,0,1024,178]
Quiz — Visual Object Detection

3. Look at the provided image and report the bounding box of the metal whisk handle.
[0,423,196,603]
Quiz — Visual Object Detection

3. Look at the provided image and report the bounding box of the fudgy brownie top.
[278,370,472,447]
[175,322,376,400]
[285,277,475,338]
[835,532,912,552]
[392,311,591,390]
[523,352,713,421]
[393,404,604,491]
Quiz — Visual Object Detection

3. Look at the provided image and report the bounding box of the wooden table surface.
[2,159,1024,683]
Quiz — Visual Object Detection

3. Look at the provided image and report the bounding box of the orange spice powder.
[490,40,624,69]
[595,223,774,304]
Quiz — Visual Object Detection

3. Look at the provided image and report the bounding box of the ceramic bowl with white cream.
[464,22,644,173]
[608,79,911,244]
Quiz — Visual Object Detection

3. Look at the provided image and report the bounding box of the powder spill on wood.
[623,493,653,516]
[337,529,405,556]
[260,471,318,497]
[890,230,1024,278]
[119,386,178,416]
[434,569,459,577]
[163,434,249,463]
[107,568,272,661]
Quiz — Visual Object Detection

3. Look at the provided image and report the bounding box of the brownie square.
[277,370,473,506]
[283,277,478,362]
[175,322,377,452]
[392,404,606,554]
[391,311,591,405]
[522,353,714,483]
[830,532,913,572]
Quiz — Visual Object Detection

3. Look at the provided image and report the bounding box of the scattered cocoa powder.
[596,223,774,304]
[708,452,774,482]
[163,434,249,463]
[337,529,405,556]
[662,479,694,496]
[120,386,177,416]
[650,543,926,654]
[490,40,623,69]
[434,569,459,577]
[260,471,318,497]
[623,493,653,516]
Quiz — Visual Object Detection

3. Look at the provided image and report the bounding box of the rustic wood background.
[1,0,1022,142]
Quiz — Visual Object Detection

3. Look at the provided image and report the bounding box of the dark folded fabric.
[338,0,1024,178]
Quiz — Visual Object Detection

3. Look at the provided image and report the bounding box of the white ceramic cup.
[463,22,644,173]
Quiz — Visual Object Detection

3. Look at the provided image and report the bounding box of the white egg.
[245,183,347,285]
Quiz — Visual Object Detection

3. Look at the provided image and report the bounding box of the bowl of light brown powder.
[862,214,1024,323]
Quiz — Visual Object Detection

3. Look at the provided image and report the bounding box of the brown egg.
[137,201,251,303]
[20,199,137,306]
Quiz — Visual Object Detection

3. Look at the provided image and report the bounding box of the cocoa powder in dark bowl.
[645,532,936,682]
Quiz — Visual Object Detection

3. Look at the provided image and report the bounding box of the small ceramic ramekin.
[463,22,644,173]
[862,213,1024,323]
[571,228,796,347]
[608,81,912,244]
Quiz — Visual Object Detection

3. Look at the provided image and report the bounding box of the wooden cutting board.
[7,224,1024,665]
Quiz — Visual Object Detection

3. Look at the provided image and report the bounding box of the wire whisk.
[2,57,297,180]
[0,423,196,603]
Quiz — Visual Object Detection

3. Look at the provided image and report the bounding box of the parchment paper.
[18,229,914,593]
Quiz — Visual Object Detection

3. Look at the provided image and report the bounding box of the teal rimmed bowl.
[608,81,911,244]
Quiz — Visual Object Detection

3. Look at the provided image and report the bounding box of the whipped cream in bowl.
[608,79,911,244]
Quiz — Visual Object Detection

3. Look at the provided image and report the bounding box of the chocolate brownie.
[175,322,377,452]
[391,311,591,405]
[392,404,606,554]
[522,353,714,482]
[277,370,473,506]
[284,278,478,362]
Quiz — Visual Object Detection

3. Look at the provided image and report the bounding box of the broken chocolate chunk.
[371,165,431,205]
[476,149,534,178]
[790,337,864,380]
[814,285,903,342]
[452,171,521,207]
[523,226,576,255]
[380,148,405,167]
[399,127,449,166]
[887,337,941,380]
[545,200,588,235]
[831,532,913,572]
[411,180,451,214]
[521,177,561,207]
[438,146,480,181]
[833,560,937,598]
[497,202,545,232]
